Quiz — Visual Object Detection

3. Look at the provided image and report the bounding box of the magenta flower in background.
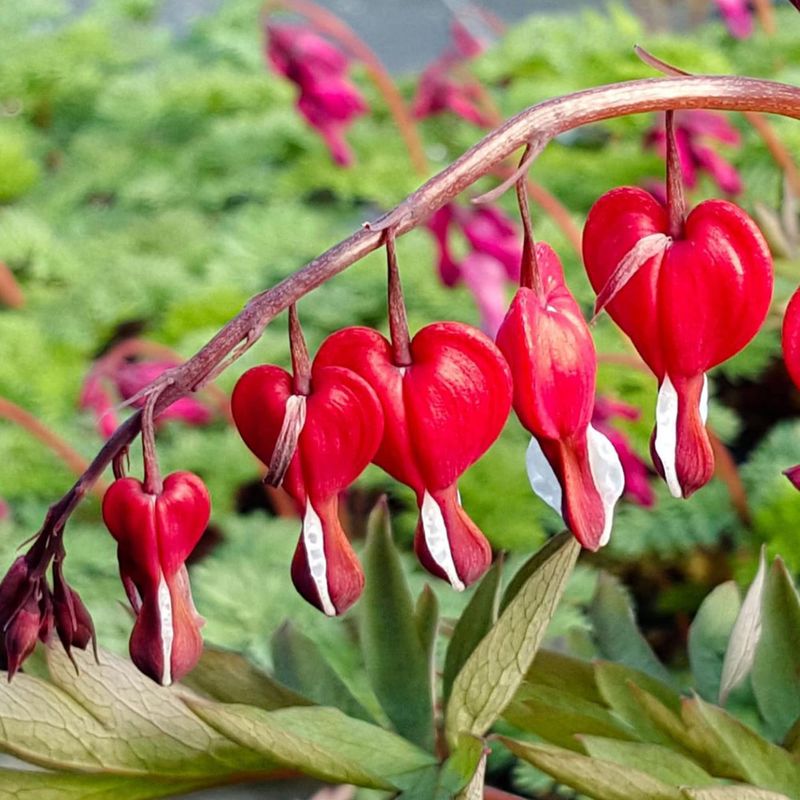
[714,0,754,38]
[80,359,212,439]
[0,498,9,523]
[266,23,367,166]
[645,110,743,195]
[412,20,491,127]
[425,202,522,337]
[592,397,656,508]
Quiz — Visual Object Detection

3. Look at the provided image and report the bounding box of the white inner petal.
[700,374,709,424]
[421,491,465,592]
[654,375,683,499]
[302,503,336,616]
[525,436,564,518]
[586,424,625,547]
[156,572,174,686]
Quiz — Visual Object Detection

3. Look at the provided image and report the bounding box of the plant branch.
[0,262,24,309]
[32,75,800,543]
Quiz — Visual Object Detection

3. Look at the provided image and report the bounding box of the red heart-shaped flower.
[232,362,383,615]
[102,472,210,685]
[583,187,772,497]
[314,321,511,589]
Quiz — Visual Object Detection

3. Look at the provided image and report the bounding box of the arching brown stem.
[28,75,800,547]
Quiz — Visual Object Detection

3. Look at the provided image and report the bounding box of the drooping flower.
[411,20,490,127]
[0,556,48,678]
[266,22,367,166]
[781,287,800,489]
[714,0,754,38]
[645,110,742,196]
[583,187,773,499]
[425,202,521,336]
[592,397,655,508]
[314,322,511,589]
[232,360,383,615]
[102,472,210,685]
[80,359,212,439]
[496,243,624,550]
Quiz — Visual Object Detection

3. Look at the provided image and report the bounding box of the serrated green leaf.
[361,499,434,750]
[503,684,635,751]
[187,702,437,791]
[443,557,503,702]
[500,738,685,800]
[688,581,741,702]
[183,645,312,710]
[590,573,674,686]
[271,621,374,723]
[682,696,800,794]
[720,547,768,705]
[682,788,792,800]
[580,737,715,787]
[751,558,800,741]
[445,532,580,746]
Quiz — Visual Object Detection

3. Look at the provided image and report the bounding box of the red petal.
[782,287,800,390]
[290,497,364,615]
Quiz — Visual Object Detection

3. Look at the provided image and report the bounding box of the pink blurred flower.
[80,359,212,439]
[592,397,655,508]
[645,110,743,195]
[266,23,367,166]
[425,201,521,336]
[714,0,753,38]
[0,498,9,522]
[412,20,490,127]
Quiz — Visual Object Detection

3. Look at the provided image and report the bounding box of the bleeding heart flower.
[232,363,383,615]
[583,187,773,498]
[496,243,624,550]
[102,472,210,685]
[266,23,367,166]
[314,322,511,589]
[781,287,800,488]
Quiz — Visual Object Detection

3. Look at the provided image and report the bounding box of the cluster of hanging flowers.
[0,71,792,686]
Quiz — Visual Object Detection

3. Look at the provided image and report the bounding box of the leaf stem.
[28,75,800,552]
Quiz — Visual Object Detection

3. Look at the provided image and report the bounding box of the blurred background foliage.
[2,1,800,794]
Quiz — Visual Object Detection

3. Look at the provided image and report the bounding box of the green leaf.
[751,558,800,740]
[0,644,271,778]
[271,621,374,723]
[445,532,580,746]
[454,749,487,800]
[439,735,485,797]
[361,498,434,750]
[682,789,792,800]
[443,556,503,702]
[503,684,636,751]
[688,581,741,702]
[526,648,604,704]
[580,737,715,787]
[500,738,685,800]
[183,645,312,710]
[0,771,211,800]
[681,696,800,794]
[720,547,768,705]
[590,572,674,686]
[187,702,437,791]
[414,583,440,682]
